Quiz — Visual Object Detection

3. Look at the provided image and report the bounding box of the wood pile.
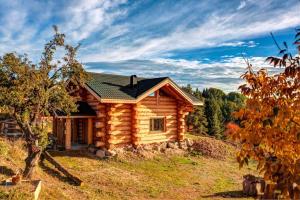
[242,174,265,197]
[191,137,232,160]
[242,174,300,199]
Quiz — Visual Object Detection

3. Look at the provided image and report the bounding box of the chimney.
[130,75,138,88]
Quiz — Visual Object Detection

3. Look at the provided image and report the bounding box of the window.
[150,117,165,132]
[149,92,155,97]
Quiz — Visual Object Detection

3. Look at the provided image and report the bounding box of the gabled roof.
[85,72,202,105]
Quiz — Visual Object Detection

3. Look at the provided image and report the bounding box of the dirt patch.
[190,136,235,160]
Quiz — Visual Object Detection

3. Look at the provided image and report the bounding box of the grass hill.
[0,135,256,200]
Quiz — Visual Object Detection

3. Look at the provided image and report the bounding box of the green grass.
[0,136,257,200]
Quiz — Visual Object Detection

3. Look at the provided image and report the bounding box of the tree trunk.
[23,143,42,179]
[14,118,42,179]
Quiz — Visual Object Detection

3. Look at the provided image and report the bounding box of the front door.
[71,119,88,144]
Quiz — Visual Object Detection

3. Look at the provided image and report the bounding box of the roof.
[56,101,96,117]
[85,72,202,105]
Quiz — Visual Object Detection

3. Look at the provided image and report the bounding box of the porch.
[52,102,96,150]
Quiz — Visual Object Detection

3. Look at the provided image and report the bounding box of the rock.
[88,145,98,154]
[152,145,160,151]
[139,150,155,159]
[186,138,194,147]
[143,145,152,151]
[179,142,188,150]
[164,148,185,155]
[160,142,168,149]
[96,150,106,158]
[105,149,117,157]
[167,142,177,149]
[114,148,125,155]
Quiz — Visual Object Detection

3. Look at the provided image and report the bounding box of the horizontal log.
[111,126,131,131]
[96,131,105,137]
[137,108,177,112]
[96,112,106,118]
[108,138,131,145]
[138,116,177,120]
[139,132,176,137]
[178,135,185,141]
[109,135,131,140]
[138,129,177,135]
[97,104,106,109]
[138,124,177,129]
[95,122,105,128]
[138,112,177,116]
[109,130,131,135]
[95,141,105,147]
[94,118,105,123]
[113,108,131,113]
[138,104,177,109]
[108,121,131,127]
[139,137,177,144]
[111,112,132,117]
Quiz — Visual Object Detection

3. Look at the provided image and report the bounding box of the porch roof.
[55,101,96,118]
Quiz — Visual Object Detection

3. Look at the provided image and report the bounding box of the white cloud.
[85,56,282,92]
[82,1,300,62]
[237,1,247,10]
[61,0,128,41]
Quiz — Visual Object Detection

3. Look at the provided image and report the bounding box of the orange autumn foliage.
[228,29,300,198]
[224,122,240,137]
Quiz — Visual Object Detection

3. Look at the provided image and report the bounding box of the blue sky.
[0,0,300,92]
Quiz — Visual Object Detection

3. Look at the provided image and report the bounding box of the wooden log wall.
[85,92,106,148]
[177,103,189,141]
[136,95,178,144]
[106,104,132,147]
[131,103,140,146]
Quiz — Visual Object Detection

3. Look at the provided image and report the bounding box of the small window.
[150,117,165,132]
[149,92,155,97]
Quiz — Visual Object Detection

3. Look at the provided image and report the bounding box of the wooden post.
[65,118,71,150]
[52,117,57,137]
[87,118,93,145]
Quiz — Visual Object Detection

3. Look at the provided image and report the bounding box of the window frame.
[149,116,166,133]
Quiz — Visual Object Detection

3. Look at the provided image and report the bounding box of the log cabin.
[52,72,202,150]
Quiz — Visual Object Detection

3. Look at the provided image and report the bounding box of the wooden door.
[77,119,87,144]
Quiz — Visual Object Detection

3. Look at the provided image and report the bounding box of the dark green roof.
[85,72,202,105]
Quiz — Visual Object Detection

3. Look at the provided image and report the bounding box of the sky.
[0,0,300,92]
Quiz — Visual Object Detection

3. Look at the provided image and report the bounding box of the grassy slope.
[0,136,256,200]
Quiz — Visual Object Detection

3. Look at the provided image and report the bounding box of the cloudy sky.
[0,0,300,92]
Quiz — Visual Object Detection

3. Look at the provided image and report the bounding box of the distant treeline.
[182,85,245,139]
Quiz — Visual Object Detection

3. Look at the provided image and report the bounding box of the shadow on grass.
[48,150,97,160]
[202,190,248,199]
[39,161,77,186]
[0,166,15,176]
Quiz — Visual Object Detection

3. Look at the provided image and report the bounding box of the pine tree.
[204,98,223,138]
[186,106,208,135]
